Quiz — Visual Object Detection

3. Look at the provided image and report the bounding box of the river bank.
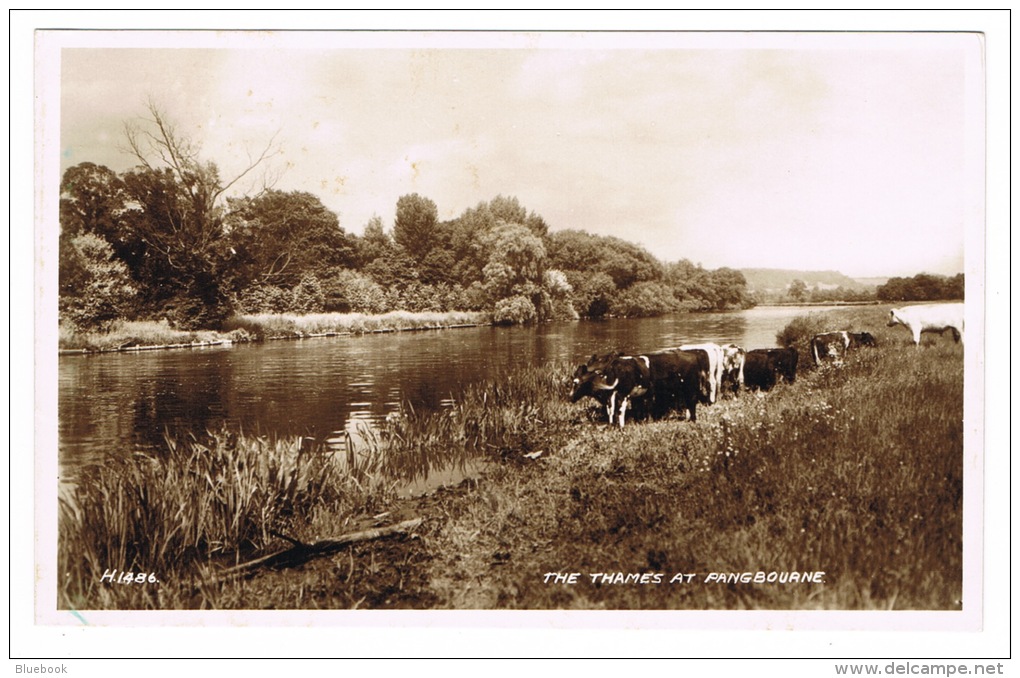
[57,311,490,355]
[57,306,964,611]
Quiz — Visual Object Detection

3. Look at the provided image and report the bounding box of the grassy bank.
[223,310,488,341]
[419,305,963,610]
[58,320,234,353]
[58,310,490,353]
[59,305,964,610]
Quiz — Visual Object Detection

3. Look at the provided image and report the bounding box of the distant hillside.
[740,268,875,292]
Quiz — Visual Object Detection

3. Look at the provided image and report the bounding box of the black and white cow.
[720,343,746,395]
[743,348,799,391]
[570,353,652,427]
[570,348,703,425]
[811,331,877,365]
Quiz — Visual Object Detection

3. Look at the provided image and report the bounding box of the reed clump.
[58,430,392,609]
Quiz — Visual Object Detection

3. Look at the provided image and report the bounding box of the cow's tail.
[811,339,820,366]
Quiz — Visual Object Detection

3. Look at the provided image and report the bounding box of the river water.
[57,306,846,481]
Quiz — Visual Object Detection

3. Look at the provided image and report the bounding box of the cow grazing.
[570,353,651,427]
[743,348,799,391]
[811,331,877,365]
[887,303,964,346]
[679,342,725,404]
[570,349,703,425]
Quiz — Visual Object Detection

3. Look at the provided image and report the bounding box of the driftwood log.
[217,517,423,579]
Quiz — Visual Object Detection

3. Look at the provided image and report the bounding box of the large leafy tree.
[119,101,279,328]
[393,193,439,262]
[482,222,549,322]
[59,162,128,241]
[548,229,661,289]
[356,215,394,267]
[224,189,357,292]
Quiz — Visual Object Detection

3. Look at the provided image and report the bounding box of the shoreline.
[57,317,490,356]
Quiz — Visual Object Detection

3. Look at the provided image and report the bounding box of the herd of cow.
[569,302,964,429]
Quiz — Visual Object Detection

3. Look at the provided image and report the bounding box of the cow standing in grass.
[743,348,799,391]
[720,343,746,395]
[570,353,651,427]
[811,331,877,365]
[887,303,964,346]
[570,349,703,426]
[679,343,725,404]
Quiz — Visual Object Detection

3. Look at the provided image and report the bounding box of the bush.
[320,269,391,314]
[59,233,137,331]
[290,274,326,314]
[235,285,292,314]
[492,295,538,326]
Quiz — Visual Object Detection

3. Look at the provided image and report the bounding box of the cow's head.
[570,353,620,402]
[852,332,877,347]
[887,310,902,327]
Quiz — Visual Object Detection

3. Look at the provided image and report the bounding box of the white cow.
[887,303,964,346]
[679,342,725,404]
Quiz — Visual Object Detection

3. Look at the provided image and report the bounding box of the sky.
[48,30,980,278]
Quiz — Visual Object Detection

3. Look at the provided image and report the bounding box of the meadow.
[57,305,965,610]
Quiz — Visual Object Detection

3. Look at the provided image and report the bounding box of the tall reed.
[58,430,389,609]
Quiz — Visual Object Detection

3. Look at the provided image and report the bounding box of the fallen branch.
[216,518,423,579]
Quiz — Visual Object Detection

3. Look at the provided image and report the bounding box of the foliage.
[290,273,326,314]
[58,233,138,330]
[565,270,616,319]
[610,281,679,317]
[877,273,964,302]
[59,162,129,243]
[492,295,539,326]
[808,286,877,303]
[393,193,440,263]
[320,268,390,314]
[115,103,278,328]
[788,279,809,302]
[223,190,358,290]
[234,284,293,315]
[548,229,661,290]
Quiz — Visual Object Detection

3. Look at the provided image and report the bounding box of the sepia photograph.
[18,11,1009,665]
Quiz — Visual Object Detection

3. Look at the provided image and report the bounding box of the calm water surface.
[57,306,845,480]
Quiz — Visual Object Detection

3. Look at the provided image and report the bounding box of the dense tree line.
[876,273,965,302]
[58,107,755,331]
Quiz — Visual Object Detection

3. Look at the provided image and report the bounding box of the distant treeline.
[875,273,965,302]
[752,272,964,306]
[57,106,756,332]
